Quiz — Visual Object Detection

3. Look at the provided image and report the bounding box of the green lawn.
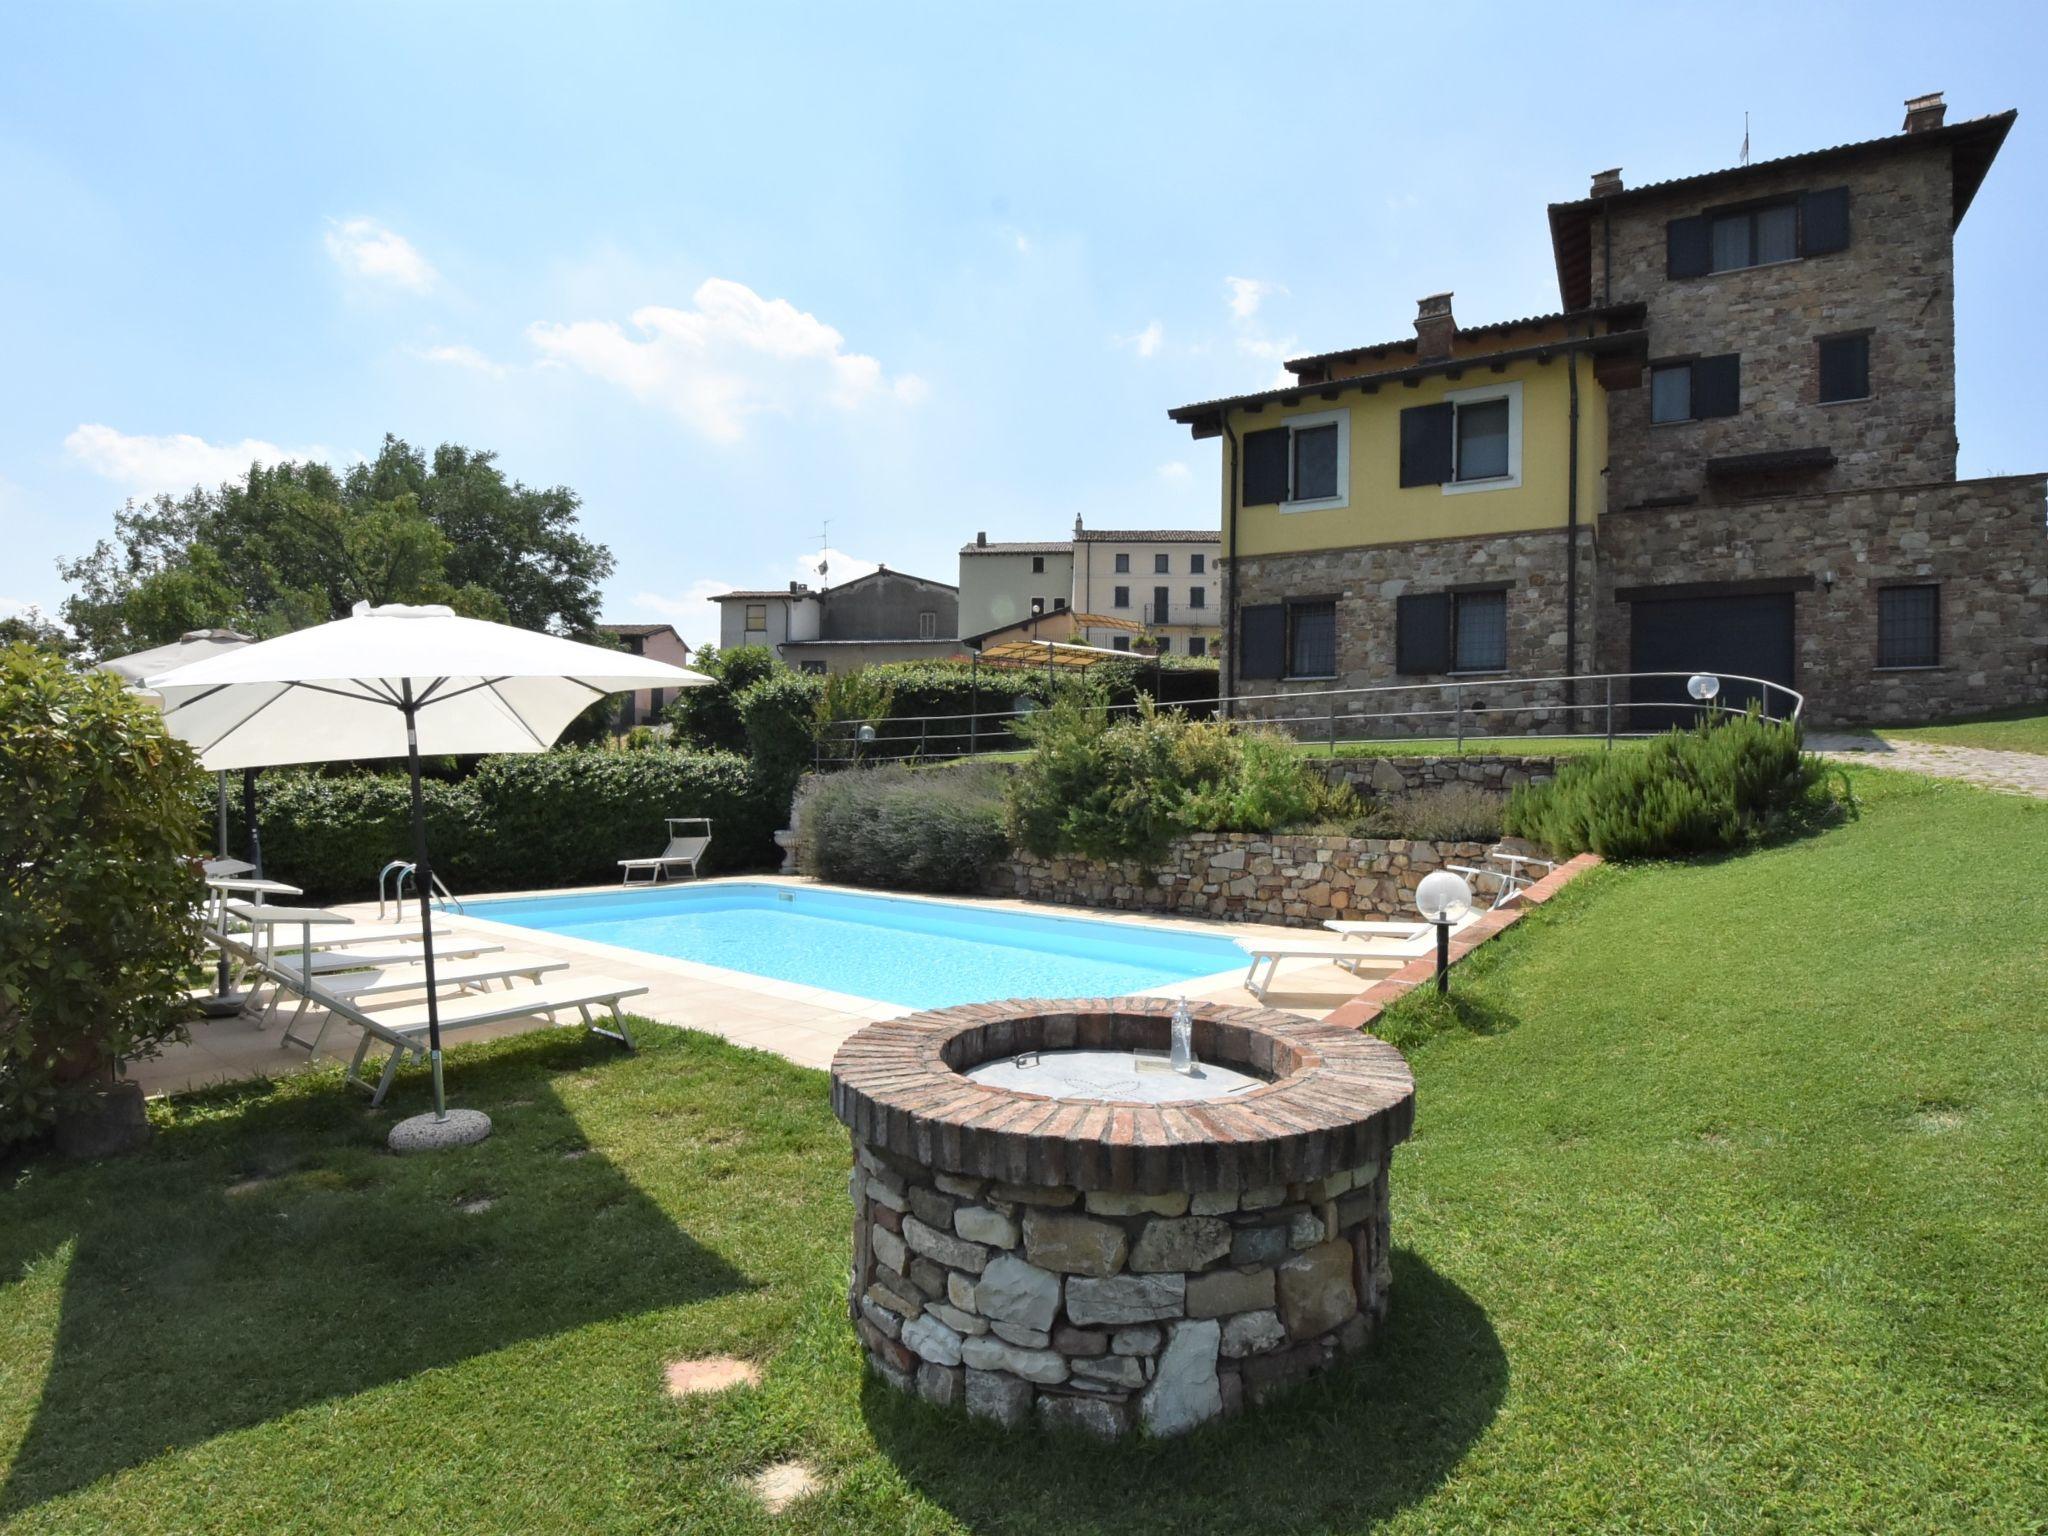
[3,766,2043,1532]
[1873,707,2048,756]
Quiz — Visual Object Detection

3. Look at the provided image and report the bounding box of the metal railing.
[811,670,1804,770]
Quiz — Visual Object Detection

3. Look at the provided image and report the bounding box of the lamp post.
[1687,672,1721,723]
[1415,870,1474,996]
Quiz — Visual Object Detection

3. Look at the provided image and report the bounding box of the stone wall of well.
[987,832,1497,929]
[1594,474,2048,724]
[849,1136,1392,1438]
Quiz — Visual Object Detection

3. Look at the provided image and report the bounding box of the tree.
[666,645,779,752]
[57,436,614,659]
[0,607,76,658]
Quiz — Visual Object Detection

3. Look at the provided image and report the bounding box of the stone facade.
[1596,475,2048,724]
[1224,531,1598,724]
[1593,148,1957,512]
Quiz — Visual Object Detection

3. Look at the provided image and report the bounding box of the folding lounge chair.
[1446,849,1556,910]
[1236,913,1482,1003]
[332,974,650,1106]
[619,817,712,885]
[276,951,568,1055]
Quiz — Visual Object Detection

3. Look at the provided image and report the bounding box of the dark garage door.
[1629,591,1795,729]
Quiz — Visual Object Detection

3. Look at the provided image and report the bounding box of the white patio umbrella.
[145,602,709,1144]
[100,629,260,1014]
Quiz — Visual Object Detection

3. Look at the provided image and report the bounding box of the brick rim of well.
[830,998,1415,1194]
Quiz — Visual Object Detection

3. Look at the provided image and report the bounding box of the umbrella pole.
[242,767,264,877]
[400,686,448,1121]
[213,774,232,997]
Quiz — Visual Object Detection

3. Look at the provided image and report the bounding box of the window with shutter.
[1114,552,1130,573]
[1399,403,1455,487]
[1242,428,1289,505]
[1691,354,1741,418]
[1651,363,1693,423]
[1395,593,1451,675]
[1667,215,1711,278]
[1292,423,1340,499]
[1154,553,1170,574]
[1112,585,1130,609]
[1818,334,1870,403]
[1451,591,1508,672]
[1237,604,1284,680]
[1801,186,1850,255]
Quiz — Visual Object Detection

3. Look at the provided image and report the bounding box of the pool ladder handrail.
[377,859,465,921]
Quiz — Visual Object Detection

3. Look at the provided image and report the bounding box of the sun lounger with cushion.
[277,952,571,1054]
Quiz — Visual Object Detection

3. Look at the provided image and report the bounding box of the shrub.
[816,669,896,759]
[1351,784,1507,843]
[666,644,779,751]
[803,761,1011,893]
[738,670,826,802]
[2,646,206,1148]
[230,747,778,899]
[1005,694,1354,867]
[1505,711,1833,859]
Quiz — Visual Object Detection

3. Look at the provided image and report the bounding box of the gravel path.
[1807,732,2048,800]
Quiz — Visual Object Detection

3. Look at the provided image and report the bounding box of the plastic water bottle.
[1170,998,1196,1075]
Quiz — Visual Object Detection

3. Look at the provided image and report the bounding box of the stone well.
[829,998,1416,1438]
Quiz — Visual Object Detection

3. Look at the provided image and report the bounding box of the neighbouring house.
[1169,93,2043,726]
[711,566,964,674]
[599,622,691,729]
[958,518,1222,658]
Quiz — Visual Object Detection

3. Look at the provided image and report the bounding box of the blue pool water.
[466,883,1246,1010]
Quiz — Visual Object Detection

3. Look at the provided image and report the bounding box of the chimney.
[1073,513,1084,535]
[1414,293,1456,361]
[1903,92,1946,133]
[1589,167,1624,197]
[789,581,802,594]
[976,530,987,547]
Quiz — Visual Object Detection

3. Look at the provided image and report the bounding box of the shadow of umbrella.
[0,1040,748,1515]
[862,1248,1506,1534]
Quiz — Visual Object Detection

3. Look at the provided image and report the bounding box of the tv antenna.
[1740,111,1751,166]
[814,520,831,585]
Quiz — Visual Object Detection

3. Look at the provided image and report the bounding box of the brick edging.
[1322,852,1603,1033]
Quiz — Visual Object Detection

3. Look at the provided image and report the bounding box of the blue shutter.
[1801,187,1850,256]
[1692,354,1741,418]
[1237,604,1284,680]
[1395,593,1451,674]
[1242,428,1289,505]
[1399,404,1454,487]
[1667,215,1711,278]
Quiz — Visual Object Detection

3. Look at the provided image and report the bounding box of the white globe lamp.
[1415,870,1474,996]
[1687,673,1721,703]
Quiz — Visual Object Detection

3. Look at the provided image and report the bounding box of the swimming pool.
[465,883,1246,1011]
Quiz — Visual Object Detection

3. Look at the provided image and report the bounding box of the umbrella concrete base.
[196,992,255,1019]
[388,1108,493,1153]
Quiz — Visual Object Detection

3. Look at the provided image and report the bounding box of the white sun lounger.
[1237,915,1481,1003]
[276,952,570,1055]
[336,974,649,1105]
[619,817,712,885]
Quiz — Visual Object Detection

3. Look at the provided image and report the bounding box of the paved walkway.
[1807,732,2048,799]
[133,880,1372,1101]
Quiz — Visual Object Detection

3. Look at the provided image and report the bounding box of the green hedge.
[1504,713,1834,858]
[228,748,779,900]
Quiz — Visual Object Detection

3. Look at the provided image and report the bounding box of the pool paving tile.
[132,877,1374,1100]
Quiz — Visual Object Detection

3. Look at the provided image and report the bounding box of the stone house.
[959,519,1223,658]
[597,622,692,729]
[712,567,965,675]
[1170,94,2042,726]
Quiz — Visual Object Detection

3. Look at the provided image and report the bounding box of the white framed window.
[1441,380,1523,496]
[918,610,937,639]
[1276,408,1350,513]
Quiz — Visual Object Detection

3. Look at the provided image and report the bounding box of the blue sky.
[3,1,2042,649]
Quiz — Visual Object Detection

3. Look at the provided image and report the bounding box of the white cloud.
[798,546,880,588]
[64,424,337,495]
[631,577,733,651]
[1225,276,1283,320]
[414,342,509,378]
[1156,461,1192,481]
[527,278,924,442]
[324,216,437,293]
[1,595,31,619]
[1115,320,1164,358]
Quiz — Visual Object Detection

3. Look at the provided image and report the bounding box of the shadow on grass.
[1372,986,1524,1052]
[0,1032,746,1515]
[863,1248,1504,1534]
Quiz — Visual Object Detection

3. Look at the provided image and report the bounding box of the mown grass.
[2,765,2043,1532]
[1873,706,2048,756]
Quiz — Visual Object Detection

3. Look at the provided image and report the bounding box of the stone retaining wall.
[989,832,1495,929]
[1311,754,1557,798]
[850,1138,1391,1438]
